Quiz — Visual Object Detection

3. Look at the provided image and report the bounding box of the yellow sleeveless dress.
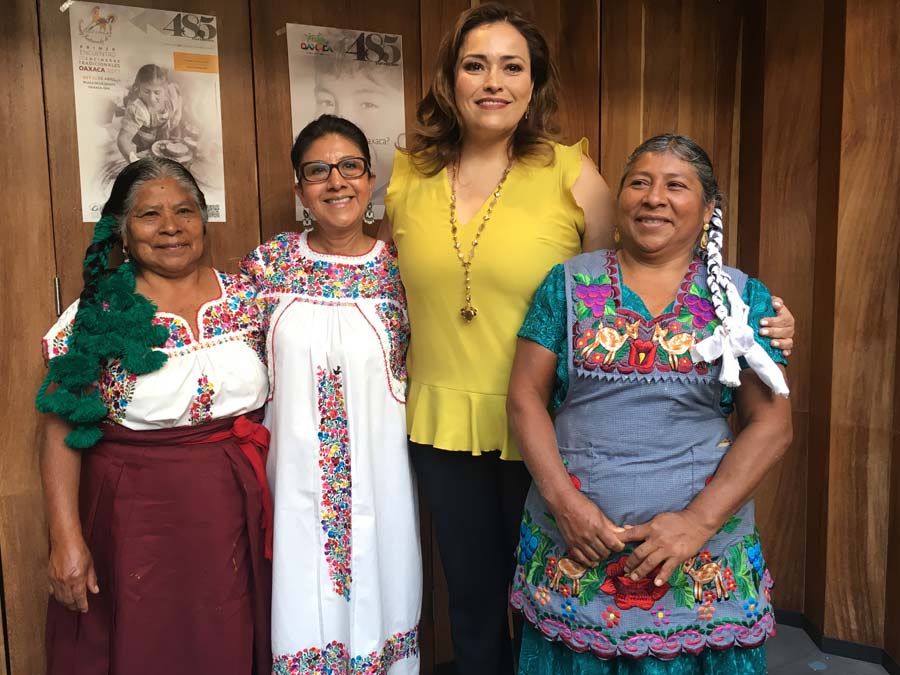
[385,140,587,460]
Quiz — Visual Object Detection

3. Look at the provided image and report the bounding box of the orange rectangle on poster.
[173,52,219,73]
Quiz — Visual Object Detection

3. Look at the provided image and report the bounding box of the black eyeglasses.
[298,157,369,183]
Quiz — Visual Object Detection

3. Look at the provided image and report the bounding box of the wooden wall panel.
[251,0,422,242]
[599,0,642,183]
[419,0,470,97]
[823,0,900,646]
[805,0,844,632]
[887,297,900,663]
[600,1,741,203]
[743,0,824,613]
[38,0,261,306]
[0,1,59,672]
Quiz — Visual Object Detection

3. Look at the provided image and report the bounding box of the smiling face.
[295,133,375,234]
[616,151,715,258]
[122,176,205,278]
[454,21,534,142]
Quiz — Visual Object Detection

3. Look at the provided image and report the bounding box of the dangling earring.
[122,245,130,263]
[302,208,313,230]
[700,221,710,249]
[524,108,529,121]
[363,202,375,225]
[613,227,621,246]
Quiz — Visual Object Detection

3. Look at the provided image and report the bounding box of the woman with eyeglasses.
[241,115,421,673]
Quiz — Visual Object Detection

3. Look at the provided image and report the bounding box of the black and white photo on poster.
[69,2,226,221]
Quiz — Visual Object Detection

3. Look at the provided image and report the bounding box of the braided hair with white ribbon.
[618,134,788,397]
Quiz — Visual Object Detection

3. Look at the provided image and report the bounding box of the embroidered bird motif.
[653,323,695,369]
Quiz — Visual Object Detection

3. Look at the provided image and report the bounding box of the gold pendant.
[460,305,478,322]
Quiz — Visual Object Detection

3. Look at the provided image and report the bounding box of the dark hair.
[404,2,561,176]
[124,64,169,107]
[81,157,207,302]
[290,114,373,182]
[617,134,723,208]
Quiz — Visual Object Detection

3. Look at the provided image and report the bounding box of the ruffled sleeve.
[518,264,569,412]
[41,300,80,363]
[121,99,149,136]
[384,148,412,224]
[555,138,589,237]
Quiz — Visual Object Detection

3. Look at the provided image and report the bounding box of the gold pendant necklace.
[449,160,512,322]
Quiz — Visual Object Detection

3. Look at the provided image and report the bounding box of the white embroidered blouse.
[42,271,268,430]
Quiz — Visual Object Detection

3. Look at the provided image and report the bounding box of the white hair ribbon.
[691,285,790,397]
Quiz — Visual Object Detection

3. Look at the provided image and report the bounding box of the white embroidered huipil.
[42,271,269,427]
[242,231,421,674]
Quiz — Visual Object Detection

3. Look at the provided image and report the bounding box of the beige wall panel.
[251,0,422,242]
[824,0,900,646]
[749,0,824,613]
[38,0,261,306]
[0,1,58,672]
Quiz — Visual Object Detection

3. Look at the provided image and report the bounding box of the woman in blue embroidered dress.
[240,115,421,674]
[507,134,792,674]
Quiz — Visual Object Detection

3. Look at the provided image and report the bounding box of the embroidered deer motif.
[682,556,730,602]
[581,321,640,363]
[653,324,696,369]
[550,557,589,596]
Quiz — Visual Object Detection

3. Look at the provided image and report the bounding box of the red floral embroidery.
[627,339,658,374]
[599,557,670,611]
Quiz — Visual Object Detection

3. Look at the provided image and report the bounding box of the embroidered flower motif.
[625,339,658,374]
[652,604,671,627]
[249,233,404,301]
[699,550,712,564]
[317,366,352,601]
[698,602,716,621]
[534,586,551,606]
[559,584,572,598]
[374,301,410,384]
[603,606,621,628]
[189,375,215,424]
[99,361,137,424]
[703,590,717,605]
[614,316,626,328]
[574,329,596,351]
[155,315,192,349]
[272,628,419,675]
[545,556,558,580]
[575,283,613,317]
[743,599,759,619]
[599,557,670,611]
[561,598,577,619]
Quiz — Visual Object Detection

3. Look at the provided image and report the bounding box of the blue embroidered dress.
[511,250,786,674]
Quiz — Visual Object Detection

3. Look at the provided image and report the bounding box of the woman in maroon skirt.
[37,158,272,674]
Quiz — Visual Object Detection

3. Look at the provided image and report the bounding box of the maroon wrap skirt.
[46,413,273,675]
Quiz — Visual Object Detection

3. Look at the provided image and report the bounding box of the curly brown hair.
[403,2,561,176]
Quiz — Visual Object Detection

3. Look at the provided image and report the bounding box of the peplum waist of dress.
[406,380,521,461]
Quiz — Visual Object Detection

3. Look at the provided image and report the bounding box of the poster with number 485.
[69,1,226,222]
[286,24,406,220]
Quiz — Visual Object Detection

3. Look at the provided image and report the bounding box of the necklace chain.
[450,160,512,322]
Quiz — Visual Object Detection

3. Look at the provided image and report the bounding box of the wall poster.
[69,2,226,221]
[286,23,406,219]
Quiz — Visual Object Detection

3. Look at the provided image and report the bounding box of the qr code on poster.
[207,204,221,219]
